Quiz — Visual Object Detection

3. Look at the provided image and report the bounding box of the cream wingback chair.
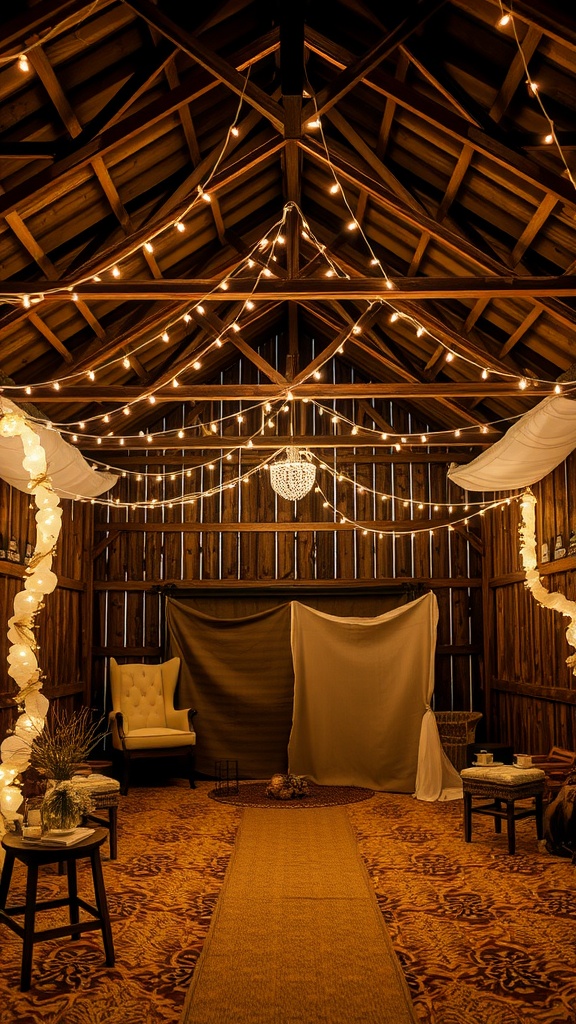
[109,657,197,795]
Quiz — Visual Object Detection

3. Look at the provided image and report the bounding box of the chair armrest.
[109,710,127,742]
[166,708,197,732]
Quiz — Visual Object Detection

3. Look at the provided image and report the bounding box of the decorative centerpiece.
[265,773,310,801]
[28,707,105,831]
[41,779,94,832]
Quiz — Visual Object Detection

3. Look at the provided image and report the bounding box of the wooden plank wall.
[486,450,576,755]
[91,382,483,721]
[0,476,93,743]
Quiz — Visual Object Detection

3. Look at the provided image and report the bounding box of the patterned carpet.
[347,792,576,1024]
[0,781,575,1023]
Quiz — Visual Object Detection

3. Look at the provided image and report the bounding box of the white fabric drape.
[0,397,117,498]
[287,593,462,801]
[447,394,576,492]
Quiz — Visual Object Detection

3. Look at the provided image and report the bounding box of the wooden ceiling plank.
[65,41,181,148]
[499,306,542,358]
[208,194,227,244]
[291,303,385,386]
[324,108,427,214]
[376,52,409,160]
[306,27,576,211]
[3,213,115,356]
[0,0,115,51]
[436,145,473,222]
[152,35,202,165]
[302,298,488,428]
[300,138,576,335]
[28,310,73,363]
[191,307,287,386]
[407,232,431,276]
[5,210,59,278]
[511,193,558,267]
[0,30,279,224]
[301,0,449,123]
[455,0,576,52]
[123,0,285,132]
[26,37,82,138]
[91,156,131,232]
[301,135,532,277]
[463,298,490,333]
[489,26,543,122]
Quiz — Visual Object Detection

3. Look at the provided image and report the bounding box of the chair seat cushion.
[461,765,546,785]
[123,728,196,751]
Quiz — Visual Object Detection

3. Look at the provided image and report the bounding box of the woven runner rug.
[179,806,419,1024]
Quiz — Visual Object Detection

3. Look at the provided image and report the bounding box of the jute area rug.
[179,805,419,1024]
[209,780,374,808]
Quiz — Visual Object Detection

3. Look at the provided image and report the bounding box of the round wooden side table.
[0,827,115,991]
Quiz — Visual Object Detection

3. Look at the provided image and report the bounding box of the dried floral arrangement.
[265,773,310,800]
[29,706,106,781]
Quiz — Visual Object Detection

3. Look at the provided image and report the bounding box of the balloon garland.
[0,410,62,831]
[519,489,576,673]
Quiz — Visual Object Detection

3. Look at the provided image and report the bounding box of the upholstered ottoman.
[460,765,546,854]
[72,774,121,859]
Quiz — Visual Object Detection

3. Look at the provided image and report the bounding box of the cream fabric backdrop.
[288,594,462,801]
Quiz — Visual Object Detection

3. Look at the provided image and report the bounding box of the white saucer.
[471,761,504,768]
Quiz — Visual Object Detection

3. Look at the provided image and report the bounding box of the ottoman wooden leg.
[506,800,516,854]
[463,791,472,843]
[535,793,544,839]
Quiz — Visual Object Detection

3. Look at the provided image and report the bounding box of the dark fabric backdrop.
[167,600,294,777]
[166,592,409,779]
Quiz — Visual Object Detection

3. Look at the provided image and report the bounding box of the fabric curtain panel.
[287,594,461,800]
[167,592,461,800]
[167,599,295,778]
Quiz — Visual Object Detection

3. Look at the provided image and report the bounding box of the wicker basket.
[434,711,483,772]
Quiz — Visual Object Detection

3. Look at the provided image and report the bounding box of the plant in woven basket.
[28,706,106,782]
[265,773,310,800]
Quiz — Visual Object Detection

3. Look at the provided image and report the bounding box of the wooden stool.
[0,828,115,991]
[461,765,546,854]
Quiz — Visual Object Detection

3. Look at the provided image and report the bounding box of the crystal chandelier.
[269,446,316,501]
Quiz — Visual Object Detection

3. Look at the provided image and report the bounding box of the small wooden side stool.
[460,765,546,854]
[0,828,115,991]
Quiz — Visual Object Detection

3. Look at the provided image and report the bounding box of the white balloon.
[25,691,49,720]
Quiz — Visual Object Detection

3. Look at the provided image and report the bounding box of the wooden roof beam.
[9,275,576,301]
[123,0,285,132]
[305,28,576,211]
[301,0,449,125]
[489,25,543,123]
[26,37,82,138]
[0,0,116,52]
